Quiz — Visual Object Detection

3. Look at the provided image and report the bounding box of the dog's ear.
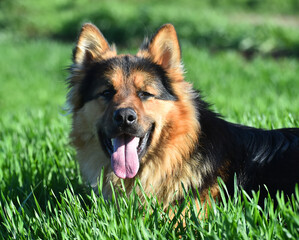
[138,24,183,74]
[73,23,116,64]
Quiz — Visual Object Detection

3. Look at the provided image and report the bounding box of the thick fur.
[67,23,299,208]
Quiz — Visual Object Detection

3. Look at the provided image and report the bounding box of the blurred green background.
[1,0,299,52]
[0,0,299,116]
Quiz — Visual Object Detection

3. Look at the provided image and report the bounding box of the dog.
[67,23,299,209]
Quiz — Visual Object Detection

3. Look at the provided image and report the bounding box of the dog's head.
[68,23,198,180]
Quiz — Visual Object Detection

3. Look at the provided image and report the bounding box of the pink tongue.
[111,135,140,179]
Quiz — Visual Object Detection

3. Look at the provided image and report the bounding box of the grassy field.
[1,0,299,239]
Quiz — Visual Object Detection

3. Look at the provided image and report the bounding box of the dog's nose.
[113,108,137,127]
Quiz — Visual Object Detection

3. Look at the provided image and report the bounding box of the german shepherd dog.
[67,23,299,208]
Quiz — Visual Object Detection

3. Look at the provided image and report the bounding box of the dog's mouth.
[100,126,154,179]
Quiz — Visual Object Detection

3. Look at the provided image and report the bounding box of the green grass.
[1,38,298,239]
[1,0,299,238]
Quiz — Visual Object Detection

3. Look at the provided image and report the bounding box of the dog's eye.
[95,89,116,101]
[138,91,154,100]
[102,89,116,100]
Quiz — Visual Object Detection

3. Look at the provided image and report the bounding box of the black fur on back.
[193,93,299,199]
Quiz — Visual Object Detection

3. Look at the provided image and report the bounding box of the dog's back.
[196,107,299,199]
[241,127,299,196]
[215,121,299,197]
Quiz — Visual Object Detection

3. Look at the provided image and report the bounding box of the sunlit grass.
[0,34,298,239]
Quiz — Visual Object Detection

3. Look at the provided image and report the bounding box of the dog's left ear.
[138,24,183,74]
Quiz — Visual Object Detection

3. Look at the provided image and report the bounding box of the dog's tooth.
[111,138,115,147]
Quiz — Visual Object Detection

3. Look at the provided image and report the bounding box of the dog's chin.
[99,125,154,162]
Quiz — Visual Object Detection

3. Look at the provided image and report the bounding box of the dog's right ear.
[137,24,183,76]
[73,23,116,64]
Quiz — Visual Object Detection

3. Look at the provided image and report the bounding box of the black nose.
[113,108,137,127]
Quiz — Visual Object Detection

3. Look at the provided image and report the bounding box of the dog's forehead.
[103,55,159,89]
